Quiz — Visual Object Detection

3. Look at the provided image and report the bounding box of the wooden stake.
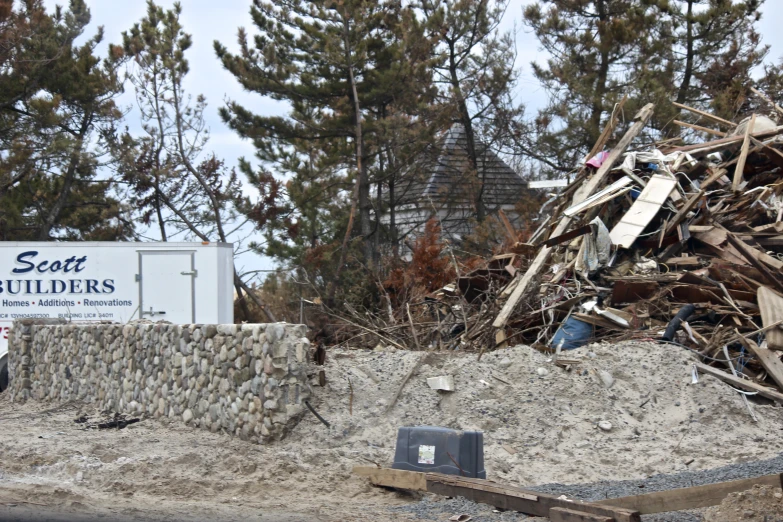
[384,352,427,414]
[732,113,756,192]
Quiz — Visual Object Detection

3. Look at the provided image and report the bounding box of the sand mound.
[292,340,783,485]
[703,485,783,521]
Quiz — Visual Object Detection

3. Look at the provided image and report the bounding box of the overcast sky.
[41,0,783,277]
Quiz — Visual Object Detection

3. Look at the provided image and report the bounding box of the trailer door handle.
[180,270,198,277]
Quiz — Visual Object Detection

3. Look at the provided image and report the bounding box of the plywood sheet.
[610,175,677,248]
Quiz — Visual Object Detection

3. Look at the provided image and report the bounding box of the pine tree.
[523,0,661,172]
[0,0,131,240]
[215,0,435,299]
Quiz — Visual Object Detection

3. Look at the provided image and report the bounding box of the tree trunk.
[38,112,91,240]
[589,0,610,149]
[676,0,695,105]
[448,39,484,222]
[328,13,371,302]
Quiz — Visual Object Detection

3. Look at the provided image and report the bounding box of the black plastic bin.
[391,426,486,478]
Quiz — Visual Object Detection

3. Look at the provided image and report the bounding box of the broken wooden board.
[564,177,633,217]
[352,466,428,491]
[739,336,783,390]
[758,286,783,351]
[609,174,677,248]
[732,113,756,192]
[598,474,783,514]
[695,362,783,403]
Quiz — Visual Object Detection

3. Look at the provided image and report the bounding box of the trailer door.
[138,251,196,323]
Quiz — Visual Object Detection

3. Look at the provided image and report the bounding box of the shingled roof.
[396,124,527,209]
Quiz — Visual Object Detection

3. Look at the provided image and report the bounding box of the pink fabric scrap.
[586,150,610,168]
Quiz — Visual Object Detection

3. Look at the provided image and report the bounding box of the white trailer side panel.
[0,242,234,361]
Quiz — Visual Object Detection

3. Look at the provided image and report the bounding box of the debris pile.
[485,101,783,402]
[338,98,783,406]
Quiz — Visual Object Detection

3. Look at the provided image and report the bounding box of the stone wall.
[8,320,312,441]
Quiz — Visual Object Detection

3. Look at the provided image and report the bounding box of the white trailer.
[0,242,235,391]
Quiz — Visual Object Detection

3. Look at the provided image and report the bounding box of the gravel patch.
[389,452,783,521]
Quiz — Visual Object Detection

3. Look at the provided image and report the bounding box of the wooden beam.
[695,362,783,403]
[550,508,613,522]
[425,474,640,522]
[352,466,428,491]
[672,101,735,127]
[492,103,655,329]
[598,474,783,514]
[673,119,726,137]
[543,225,592,247]
[669,126,783,155]
[700,167,728,190]
[733,114,756,192]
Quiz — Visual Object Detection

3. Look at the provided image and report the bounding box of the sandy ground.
[1,341,783,521]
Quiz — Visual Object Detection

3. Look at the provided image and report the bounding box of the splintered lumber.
[724,232,783,294]
[493,103,655,329]
[732,114,756,191]
[664,190,704,236]
[597,474,783,514]
[672,101,736,128]
[758,286,783,350]
[739,336,783,390]
[670,125,783,155]
[673,119,726,137]
[695,362,783,403]
[352,467,427,491]
[425,475,640,522]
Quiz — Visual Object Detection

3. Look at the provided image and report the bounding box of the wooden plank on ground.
[550,508,614,522]
[492,103,655,328]
[695,363,783,403]
[425,474,640,522]
[732,114,756,192]
[352,466,428,491]
[758,286,783,350]
[597,474,783,514]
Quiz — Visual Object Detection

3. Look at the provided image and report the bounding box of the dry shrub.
[384,218,456,308]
